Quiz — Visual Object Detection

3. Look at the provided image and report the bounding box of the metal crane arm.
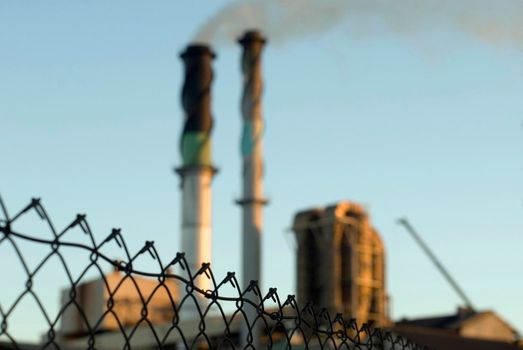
[397,218,475,311]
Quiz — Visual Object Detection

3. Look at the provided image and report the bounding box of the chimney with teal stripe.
[176,44,217,319]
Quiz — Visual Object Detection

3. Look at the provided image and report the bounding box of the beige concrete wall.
[59,271,179,337]
[460,312,516,342]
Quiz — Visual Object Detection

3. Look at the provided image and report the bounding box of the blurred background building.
[292,201,387,327]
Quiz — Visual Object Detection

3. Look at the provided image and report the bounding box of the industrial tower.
[176,44,217,300]
[292,201,388,326]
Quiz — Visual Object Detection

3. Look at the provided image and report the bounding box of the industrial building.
[291,202,523,349]
[393,307,522,350]
[59,269,179,339]
[292,201,388,327]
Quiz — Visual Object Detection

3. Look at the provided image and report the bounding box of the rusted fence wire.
[0,195,426,350]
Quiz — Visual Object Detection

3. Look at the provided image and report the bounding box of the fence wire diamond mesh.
[0,196,426,350]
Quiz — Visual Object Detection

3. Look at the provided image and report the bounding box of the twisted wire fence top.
[0,195,427,350]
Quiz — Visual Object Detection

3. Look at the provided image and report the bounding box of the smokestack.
[237,30,267,288]
[176,44,217,308]
[237,30,267,347]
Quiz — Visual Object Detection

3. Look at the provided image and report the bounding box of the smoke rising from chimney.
[194,0,523,50]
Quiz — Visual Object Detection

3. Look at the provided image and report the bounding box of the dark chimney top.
[180,44,216,59]
[238,30,267,45]
[178,43,215,167]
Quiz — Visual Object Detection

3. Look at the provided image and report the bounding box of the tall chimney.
[237,30,267,288]
[237,30,267,347]
[176,45,217,306]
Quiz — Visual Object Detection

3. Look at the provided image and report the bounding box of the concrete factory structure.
[292,201,388,327]
[393,308,522,350]
[58,270,179,338]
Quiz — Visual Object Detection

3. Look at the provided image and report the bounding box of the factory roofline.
[396,308,517,333]
[393,323,522,350]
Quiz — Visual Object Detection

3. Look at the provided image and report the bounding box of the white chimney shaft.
[237,30,267,290]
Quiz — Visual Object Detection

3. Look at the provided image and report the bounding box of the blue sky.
[1,0,522,341]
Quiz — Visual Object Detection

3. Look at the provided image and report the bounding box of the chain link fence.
[0,195,426,349]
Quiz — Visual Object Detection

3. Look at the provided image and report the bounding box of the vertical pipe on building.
[176,44,217,316]
[237,30,268,347]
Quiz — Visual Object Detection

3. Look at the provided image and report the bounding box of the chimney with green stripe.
[176,44,217,319]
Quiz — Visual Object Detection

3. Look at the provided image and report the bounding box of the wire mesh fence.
[0,195,426,350]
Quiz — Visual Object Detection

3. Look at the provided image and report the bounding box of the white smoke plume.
[194,0,523,49]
